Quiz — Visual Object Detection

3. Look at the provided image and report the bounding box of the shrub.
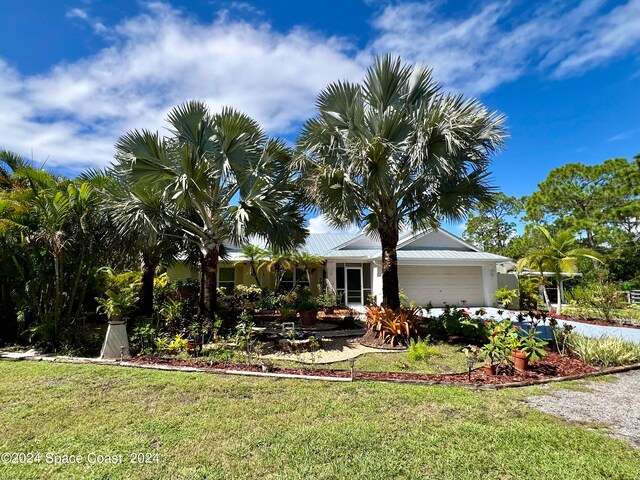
[167,334,188,354]
[365,305,420,346]
[316,288,337,309]
[407,337,438,361]
[565,334,640,367]
[439,305,488,342]
[566,280,624,322]
[495,286,518,309]
[234,284,263,302]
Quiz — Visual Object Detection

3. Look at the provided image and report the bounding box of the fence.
[629,290,640,304]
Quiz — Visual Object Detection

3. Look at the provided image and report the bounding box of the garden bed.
[129,350,596,385]
[554,313,640,330]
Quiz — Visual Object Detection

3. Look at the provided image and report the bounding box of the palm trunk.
[201,249,219,321]
[139,252,158,317]
[379,226,400,310]
[249,261,262,288]
[556,279,564,315]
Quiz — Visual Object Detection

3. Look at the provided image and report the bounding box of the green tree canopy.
[115,101,307,320]
[297,55,506,309]
[525,157,640,250]
[463,193,523,254]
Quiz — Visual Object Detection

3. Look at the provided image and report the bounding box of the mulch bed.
[357,330,408,350]
[554,314,640,330]
[129,350,595,385]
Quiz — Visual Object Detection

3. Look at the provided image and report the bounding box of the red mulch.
[554,314,640,330]
[129,350,595,385]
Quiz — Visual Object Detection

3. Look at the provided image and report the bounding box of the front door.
[345,267,363,306]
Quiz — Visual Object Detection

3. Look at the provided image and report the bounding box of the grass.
[0,361,639,479]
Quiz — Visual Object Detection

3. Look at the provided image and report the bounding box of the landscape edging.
[1,353,639,389]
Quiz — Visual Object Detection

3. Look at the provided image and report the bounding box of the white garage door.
[398,265,485,307]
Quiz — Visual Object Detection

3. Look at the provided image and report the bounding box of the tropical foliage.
[114,101,307,321]
[297,54,506,308]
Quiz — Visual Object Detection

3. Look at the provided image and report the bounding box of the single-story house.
[167,228,510,308]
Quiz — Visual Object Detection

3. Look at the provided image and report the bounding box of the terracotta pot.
[484,364,497,376]
[512,350,529,372]
[300,310,318,326]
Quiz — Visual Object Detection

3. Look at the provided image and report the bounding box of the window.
[279,268,309,292]
[218,267,235,294]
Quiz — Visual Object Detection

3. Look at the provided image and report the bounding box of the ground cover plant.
[0,361,639,480]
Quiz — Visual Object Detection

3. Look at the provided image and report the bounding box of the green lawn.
[0,361,638,480]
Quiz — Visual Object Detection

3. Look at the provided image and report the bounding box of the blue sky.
[1,0,639,232]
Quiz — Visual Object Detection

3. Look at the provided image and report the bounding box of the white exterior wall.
[482,264,498,307]
[325,261,337,292]
[372,263,383,305]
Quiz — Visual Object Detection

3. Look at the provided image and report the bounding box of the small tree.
[517,226,604,314]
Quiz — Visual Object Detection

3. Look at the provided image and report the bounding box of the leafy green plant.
[566,333,640,367]
[294,287,317,312]
[407,337,438,362]
[257,291,279,311]
[279,307,296,322]
[234,284,263,303]
[495,286,518,309]
[316,288,337,309]
[167,334,188,354]
[159,298,184,327]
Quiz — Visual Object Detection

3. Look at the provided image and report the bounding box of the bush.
[495,286,518,309]
[566,333,640,367]
[566,280,624,322]
[365,305,420,346]
[407,338,438,361]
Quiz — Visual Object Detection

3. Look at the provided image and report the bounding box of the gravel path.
[525,370,640,447]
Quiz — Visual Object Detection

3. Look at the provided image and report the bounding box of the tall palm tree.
[517,226,604,314]
[297,55,507,309]
[115,101,307,320]
[100,173,179,316]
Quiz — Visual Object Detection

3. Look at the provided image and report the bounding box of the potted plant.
[296,287,318,326]
[509,329,548,372]
[317,288,337,314]
[96,288,138,324]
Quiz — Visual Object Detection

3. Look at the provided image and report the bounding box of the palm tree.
[258,249,295,291]
[115,101,307,320]
[517,226,604,314]
[240,244,268,288]
[292,251,325,286]
[101,173,179,316]
[297,55,507,309]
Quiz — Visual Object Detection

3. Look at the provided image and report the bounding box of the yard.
[1,361,639,480]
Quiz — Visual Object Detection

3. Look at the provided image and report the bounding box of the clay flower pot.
[512,350,529,372]
[300,309,318,326]
[484,364,497,376]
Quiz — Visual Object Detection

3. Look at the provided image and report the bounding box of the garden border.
[2,352,639,389]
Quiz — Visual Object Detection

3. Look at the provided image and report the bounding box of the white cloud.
[307,214,360,235]
[368,0,640,93]
[66,8,89,20]
[2,1,639,173]
[0,3,363,171]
